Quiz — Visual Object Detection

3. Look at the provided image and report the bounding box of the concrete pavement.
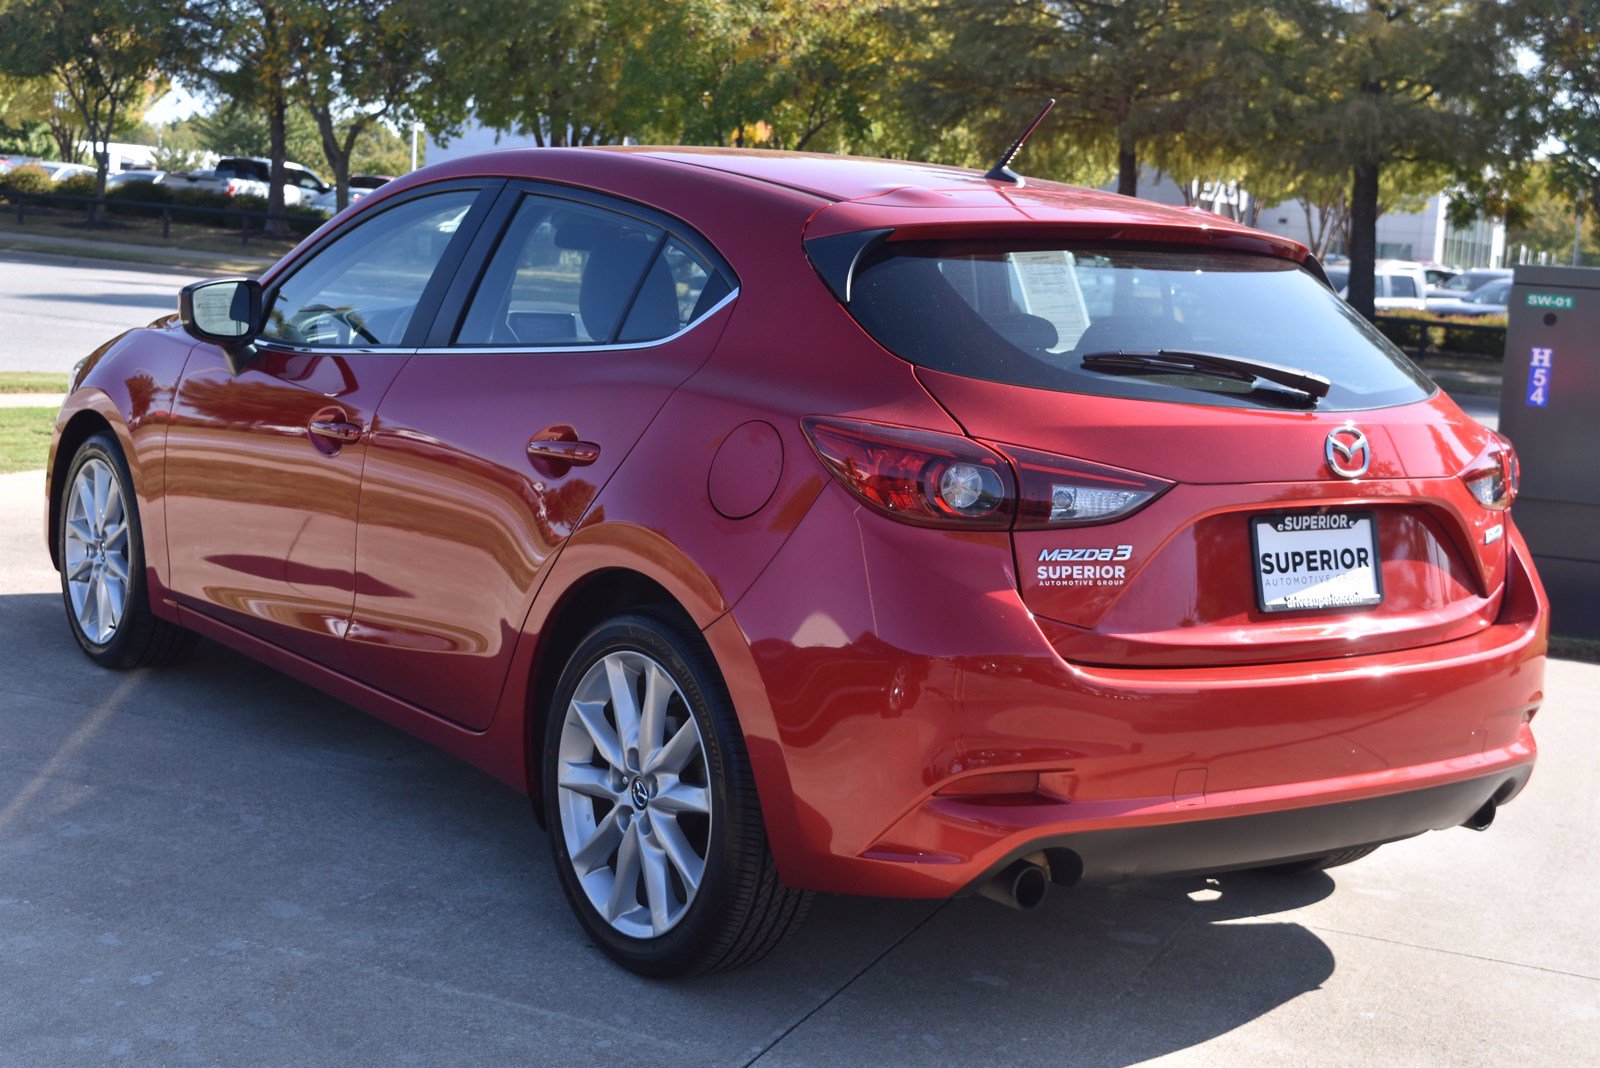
[0,252,203,374]
[0,467,1595,1066]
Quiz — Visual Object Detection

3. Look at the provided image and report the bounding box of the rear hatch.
[831,234,1511,667]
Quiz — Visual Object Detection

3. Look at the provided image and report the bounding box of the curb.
[0,232,276,276]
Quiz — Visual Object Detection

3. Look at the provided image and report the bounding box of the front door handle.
[526,438,601,467]
[309,418,363,444]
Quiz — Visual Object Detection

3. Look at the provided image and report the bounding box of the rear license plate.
[1251,511,1383,613]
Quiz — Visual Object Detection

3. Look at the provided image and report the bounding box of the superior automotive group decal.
[1037,545,1133,587]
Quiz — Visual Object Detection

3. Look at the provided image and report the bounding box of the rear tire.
[57,432,194,669]
[1260,844,1379,875]
[542,609,811,976]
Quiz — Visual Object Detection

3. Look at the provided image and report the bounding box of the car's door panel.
[344,183,739,729]
[163,182,495,667]
[164,350,403,665]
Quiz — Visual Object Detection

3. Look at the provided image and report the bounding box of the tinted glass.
[846,243,1434,411]
[1325,266,1349,292]
[1478,281,1510,304]
[1388,275,1418,298]
[263,190,475,347]
[617,239,722,342]
[457,195,663,346]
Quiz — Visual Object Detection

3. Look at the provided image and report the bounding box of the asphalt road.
[0,252,202,374]
[1,464,1595,1066]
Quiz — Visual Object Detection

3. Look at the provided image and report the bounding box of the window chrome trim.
[254,340,417,357]
[406,287,740,356]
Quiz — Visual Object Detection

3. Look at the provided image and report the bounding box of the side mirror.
[179,278,262,347]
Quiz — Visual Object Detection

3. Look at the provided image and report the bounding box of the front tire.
[57,432,193,669]
[542,610,811,976]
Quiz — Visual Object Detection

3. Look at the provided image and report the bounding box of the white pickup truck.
[167,156,331,206]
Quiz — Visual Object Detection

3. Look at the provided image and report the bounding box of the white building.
[1250,193,1505,268]
[1104,168,1507,269]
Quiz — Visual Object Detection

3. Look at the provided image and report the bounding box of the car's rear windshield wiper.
[1079,349,1332,405]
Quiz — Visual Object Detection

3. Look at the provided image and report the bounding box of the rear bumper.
[964,761,1533,891]
[708,485,1547,899]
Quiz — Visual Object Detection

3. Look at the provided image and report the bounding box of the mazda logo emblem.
[1325,425,1371,478]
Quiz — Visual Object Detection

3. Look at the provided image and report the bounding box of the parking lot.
[2,475,1598,1064]
[0,253,1594,1065]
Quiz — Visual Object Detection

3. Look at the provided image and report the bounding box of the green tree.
[0,0,180,215]
[1526,0,1600,232]
[288,0,430,209]
[1279,1,1532,318]
[908,0,1238,196]
[186,0,299,231]
[413,0,639,148]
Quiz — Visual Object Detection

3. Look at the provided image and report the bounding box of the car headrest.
[579,234,657,340]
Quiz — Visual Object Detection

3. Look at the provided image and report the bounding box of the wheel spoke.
[571,698,625,771]
[65,555,94,581]
[645,721,700,776]
[104,553,129,582]
[605,821,642,921]
[66,516,95,544]
[102,519,128,552]
[102,575,125,629]
[92,463,110,525]
[638,662,672,770]
[557,761,616,802]
[605,656,642,760]
[653,813,704,894]
[102,481,125,531]
[95,573,114,635]
[74,479,96,530]
[640,833,674,935]
[653,779,710,816]
[570,805,623,876]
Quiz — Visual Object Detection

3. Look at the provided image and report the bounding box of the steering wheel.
[295,305,382,346]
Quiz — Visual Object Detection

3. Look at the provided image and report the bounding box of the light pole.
[410,122,423,172]
[1575,208,1584,267]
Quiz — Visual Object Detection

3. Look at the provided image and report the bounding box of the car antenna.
[984,98,1055,185]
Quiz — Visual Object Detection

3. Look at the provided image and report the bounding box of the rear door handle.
[526,439,601,466]
[309,418,363,443]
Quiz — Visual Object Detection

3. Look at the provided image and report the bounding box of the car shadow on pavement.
[0,591,1337,1066]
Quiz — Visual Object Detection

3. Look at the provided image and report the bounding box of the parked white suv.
[1324,260,1430,312]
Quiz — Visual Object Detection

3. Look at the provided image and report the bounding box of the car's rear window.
[845,242,1434,411]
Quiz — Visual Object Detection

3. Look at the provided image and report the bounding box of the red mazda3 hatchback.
[47,148,1544,976]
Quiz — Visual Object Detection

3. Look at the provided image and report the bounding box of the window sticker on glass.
[1011,251,1089,349]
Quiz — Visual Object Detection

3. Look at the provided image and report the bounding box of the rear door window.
[1389,275,1418,298]
[455,194,734,347]
[844,242,1434,411]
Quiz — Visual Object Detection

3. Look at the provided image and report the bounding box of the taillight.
[1463,434,1518,510]
[801,417,1171,530]
[1004,444,1171,529]
[802,418,1014,529]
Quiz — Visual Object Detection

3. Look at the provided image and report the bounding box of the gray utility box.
[1497,264,1600,637]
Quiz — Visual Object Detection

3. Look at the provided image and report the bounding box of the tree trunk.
[1116,132,1137,198]
[266,90,288,236]
[1347,159,1380,321]
[314,110,356,212]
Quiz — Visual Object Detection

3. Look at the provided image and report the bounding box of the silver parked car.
[1426,278,1511,318]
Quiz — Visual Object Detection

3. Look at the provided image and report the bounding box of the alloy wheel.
[555,650,713,939]
[63,457,130,645]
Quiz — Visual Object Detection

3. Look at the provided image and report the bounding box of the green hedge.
[6,170,325,236]
[1376,313,1506,359]
[0,163,52,199]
